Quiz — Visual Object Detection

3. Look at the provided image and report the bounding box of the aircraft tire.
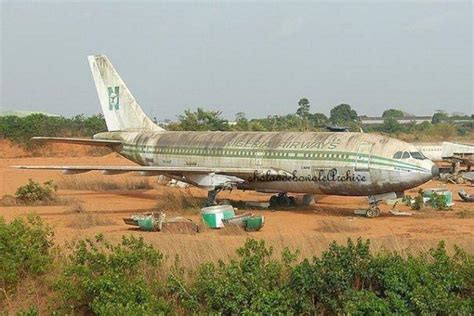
[366,208,376,218]
[269,195,279,208]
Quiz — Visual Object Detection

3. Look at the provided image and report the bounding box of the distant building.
[359,115,432,125]
[0,110,60,118]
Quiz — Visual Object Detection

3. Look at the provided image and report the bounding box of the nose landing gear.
[269,193,296,209]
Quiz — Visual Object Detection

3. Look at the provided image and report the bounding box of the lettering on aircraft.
[226,137,341,150]
[249,168,367,183]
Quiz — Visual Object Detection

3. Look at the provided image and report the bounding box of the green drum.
[243,215,265,231]
[201,205,235,228]
[137,217,154,231]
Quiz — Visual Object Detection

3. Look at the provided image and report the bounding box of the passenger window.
[393,151,402,159]
[402,151,410,159]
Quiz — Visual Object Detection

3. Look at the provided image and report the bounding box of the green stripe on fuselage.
[121,143,429,173]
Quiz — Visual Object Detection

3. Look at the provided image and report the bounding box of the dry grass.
[219,225,247,236]
[58,175,153,191]
[457,207,474,219]
[0,194,73,207]
[156,189,205,214]
[316,219,363,233]
[66,202,115,229]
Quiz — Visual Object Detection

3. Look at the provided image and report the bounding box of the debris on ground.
[222,213,265,231]
[245,201,270,209]
[167,179,190,188]
[422,188,454,207]
[458,189,474,202]
[389,209,413,216]
[201,205,264,231]
[123,211,199,233]
[201,205,235,228]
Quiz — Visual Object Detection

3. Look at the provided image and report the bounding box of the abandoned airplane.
[15,55,439,217]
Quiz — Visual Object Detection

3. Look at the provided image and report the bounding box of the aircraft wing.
[13,165,293,189]
[13,165,291,177]
[31,137,122,148]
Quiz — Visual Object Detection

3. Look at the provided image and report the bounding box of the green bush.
[15,179,57,203]
[2,226,472,315]
[55,234,170,315]
[428,192,449,210]
[0,215,54,294]
[178,239,299,314]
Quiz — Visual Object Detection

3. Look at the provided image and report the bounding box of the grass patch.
[156,189,205,214]
[66,202,115,229]
[58,175,153,191]
[316,219,362,233]
[0,179,71,206]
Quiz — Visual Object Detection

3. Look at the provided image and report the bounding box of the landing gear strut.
[206,188,221,206]
[269,193,296,209]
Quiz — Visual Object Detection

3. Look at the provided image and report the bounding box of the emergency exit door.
[355,142,373,171]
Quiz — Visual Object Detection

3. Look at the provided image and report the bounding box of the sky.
[1,1,472,120]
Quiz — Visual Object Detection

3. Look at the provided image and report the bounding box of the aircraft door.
[355,142,373,171]
[255,151,264,167]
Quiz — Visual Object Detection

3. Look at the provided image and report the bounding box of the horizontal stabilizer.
[31,137,122,148]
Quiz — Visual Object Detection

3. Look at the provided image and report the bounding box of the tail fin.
[88,55,164,132]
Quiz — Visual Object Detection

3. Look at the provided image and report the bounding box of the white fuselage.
[96,131,435,196]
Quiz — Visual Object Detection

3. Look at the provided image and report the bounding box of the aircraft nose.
[431,164,439,178]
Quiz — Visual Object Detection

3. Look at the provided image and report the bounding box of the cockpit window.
[393,151,402,159]
[410,151,425,160]
[402,151,410,159]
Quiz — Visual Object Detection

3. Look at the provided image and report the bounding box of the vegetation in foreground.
[1,216,472,315]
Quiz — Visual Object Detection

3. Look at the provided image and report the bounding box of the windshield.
[410,151,426,160]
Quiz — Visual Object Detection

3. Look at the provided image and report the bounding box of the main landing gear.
[269,193,296,209]
[365,201,381,218]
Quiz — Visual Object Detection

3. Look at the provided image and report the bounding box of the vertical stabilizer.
[88,55,163,131]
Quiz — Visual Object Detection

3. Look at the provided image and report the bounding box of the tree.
[431,111,449,125]
[177,108,229,131]
[329,104,358,125]
[234,112,249,131]
[382,109,405,118]
[308,113,328,127]
[296,98,310,118]
[432,123,456,140]
[382,117,403,134]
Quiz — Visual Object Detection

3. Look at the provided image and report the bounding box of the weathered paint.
[94,130,434,196]
[88,55,163,132]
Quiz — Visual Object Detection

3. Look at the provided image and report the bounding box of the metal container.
[201,205,235,228]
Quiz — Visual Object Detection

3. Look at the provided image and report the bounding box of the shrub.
[177,239,299,314]
[290,238,373,313]
[0,215,54,294]
[55,234,170,315]
[370,242,473,314]
[15,179,57,204]
[428,192,449,210]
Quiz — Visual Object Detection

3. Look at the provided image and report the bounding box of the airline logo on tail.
[107,86,120,110]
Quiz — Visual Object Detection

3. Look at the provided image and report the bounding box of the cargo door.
[355,142,373,171]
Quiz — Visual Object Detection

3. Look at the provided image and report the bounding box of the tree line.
[0,99,472,147]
